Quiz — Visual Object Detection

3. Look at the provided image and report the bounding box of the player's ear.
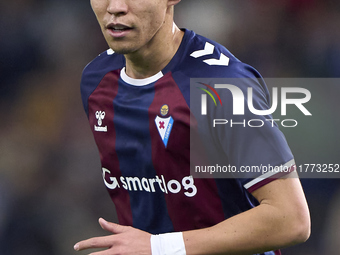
[167,0,181,8]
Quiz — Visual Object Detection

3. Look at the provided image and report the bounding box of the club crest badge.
[160,104,169,116]
[155,115,174,148]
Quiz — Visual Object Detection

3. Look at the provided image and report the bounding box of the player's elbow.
[274,200,311,247]
[298,213,311,243]
[286,207,311,245]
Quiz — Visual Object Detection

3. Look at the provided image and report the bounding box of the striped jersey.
[81,29,294,255]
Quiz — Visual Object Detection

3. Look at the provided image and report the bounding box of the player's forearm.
[183,199,310,255]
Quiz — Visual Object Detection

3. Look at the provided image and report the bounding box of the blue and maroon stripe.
[112,74,174,234]
[88,69,133,226]
[149,72,225,231]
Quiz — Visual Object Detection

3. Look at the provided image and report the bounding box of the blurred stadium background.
[0,0,339,254]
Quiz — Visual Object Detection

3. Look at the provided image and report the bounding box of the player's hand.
[74,218,152,255]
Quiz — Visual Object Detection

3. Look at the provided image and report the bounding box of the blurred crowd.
[0,0,339,254]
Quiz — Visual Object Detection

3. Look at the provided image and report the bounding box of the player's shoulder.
[179,29,261,80]
[80,49,125,115]
[80,49,125,90]
[81,49,125,82]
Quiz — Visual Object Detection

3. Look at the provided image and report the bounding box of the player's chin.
[107,43,139,55]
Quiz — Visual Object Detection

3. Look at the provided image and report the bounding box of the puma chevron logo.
[203,53,230,66]
[190,42,215,58]
[190,42,230,67]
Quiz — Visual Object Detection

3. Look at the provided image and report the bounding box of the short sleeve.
[191,66,295,193]
[218,76,295,192]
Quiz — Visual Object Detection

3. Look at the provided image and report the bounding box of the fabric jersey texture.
[81,29,294,255]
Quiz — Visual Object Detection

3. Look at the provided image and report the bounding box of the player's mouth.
[106,23,133,38]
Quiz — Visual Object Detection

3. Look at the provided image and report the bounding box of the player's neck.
[124,22,184,79]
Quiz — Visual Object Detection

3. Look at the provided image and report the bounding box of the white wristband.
[150,232,186,255]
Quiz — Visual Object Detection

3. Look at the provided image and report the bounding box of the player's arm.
[74,171,310,255]
[183,171,311,255]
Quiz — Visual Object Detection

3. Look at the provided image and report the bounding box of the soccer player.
[74,0,311,254]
